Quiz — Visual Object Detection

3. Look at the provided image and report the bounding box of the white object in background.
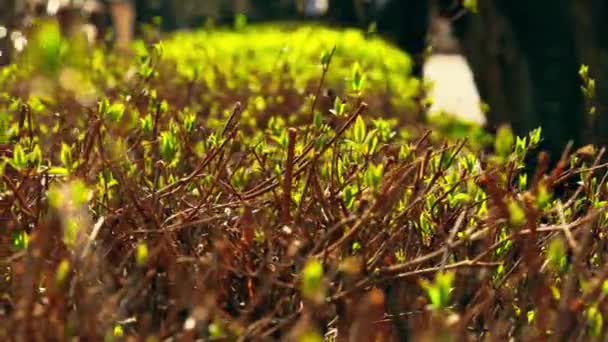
[304,0,328,16]
[423,54,486,125]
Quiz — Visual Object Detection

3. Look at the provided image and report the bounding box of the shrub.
[1,18,607,341]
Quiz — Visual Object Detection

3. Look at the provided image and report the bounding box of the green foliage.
[420,271,455,310]
[11,230,29,251]
[507,199,526,226]
[586,305,604,337]
[135,241,149,267]
[300,259,325,303]
[55,259,71,287]
[495,125,515,158]
[547,237,568,274]
[580,64,597,115]
[464,0,479,14]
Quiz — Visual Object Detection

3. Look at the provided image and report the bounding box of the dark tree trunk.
[455,1,585,161]
[573,0,608,148]
[326,0,362,27]
[453,2,534,135]
[0,0,16,66]
[375,0,431,78]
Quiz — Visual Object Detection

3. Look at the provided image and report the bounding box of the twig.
[440,210,467,272]
[282,128,297,225]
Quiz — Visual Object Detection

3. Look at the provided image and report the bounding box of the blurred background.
[1,0,606,161]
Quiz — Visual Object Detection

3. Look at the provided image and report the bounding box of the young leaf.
[300,259,325,302]
[60,143,73,169]
[547,237,567,273]
[507,199,526,226]
[140,114,153,134]
[160,131,178,162]
[354,116,366,144]
[136,242,149,267]
[12,230,29,251]
[55,259,71,287]
[106,102,125,122]
[343,185,356,210]
[0,112,9,144]
[12,143,26,169]
[536,184,552,209]
[464,0,478,13]
[587,306,604,337]
[351,62,366,93]
[28,144,42,167]
[529,127,542,146]
[421,271,455,310]
[495,125,514,158]
[313,111,323,129]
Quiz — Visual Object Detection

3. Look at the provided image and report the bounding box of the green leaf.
[160,131,179,162]
[351,241,362,254]
[547,237,567,273]
[313,111,323,129]
[464,0,478,13]
[234,13,248,30]
[527,310,535,324]
[159,100,169,114]
[300,330,323,342]
[12,230,29,251]
[367,134,379,154]
[367,22,378,35]
[106,102,125,122]
[136,241,149,267]
[209,321,225,338]
[580,64,590,80]
[495,125,514,158]
[536,184,553,209]
[421,271,455,310]
[0,112,9,144]
[364,163,383,190]
[28,144,42,166]
[449,193,471,207]
[320,49,331,68]
[518,174,528,190]
[515,136,527,156]
[587,305,604,337]
[343,185,356,210]
[351,62,365,92]
[60,143,73,170]
[12,143,26,169]
[140,114,153,134]
[183,110,196,132]
[529,127,542,146]
[300,259,325,302]
[602,280,608,296]
[152,42,164,59]
[113,325,124,338]
[48,167,69,176]
[353,116,366,144]
[333,97,346,116]
[55,259,70,287]
[507,199,526,226]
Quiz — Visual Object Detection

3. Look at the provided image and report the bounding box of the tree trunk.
[573,0,608,148]
[456,1,585,161]
[375,0,431,78]
[0,0,16,66]
[326,0,361,27]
